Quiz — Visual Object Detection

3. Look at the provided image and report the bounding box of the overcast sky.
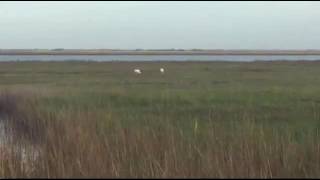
[0,1,320,49]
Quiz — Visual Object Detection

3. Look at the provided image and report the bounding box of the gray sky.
[0,1,320,49]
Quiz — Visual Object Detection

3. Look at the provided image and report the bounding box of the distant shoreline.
[1,49,320,55]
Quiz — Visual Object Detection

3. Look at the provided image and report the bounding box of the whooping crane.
[160,68,165,74]
[134,69,142,74]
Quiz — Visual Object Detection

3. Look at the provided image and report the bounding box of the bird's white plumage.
[134,69,142,74]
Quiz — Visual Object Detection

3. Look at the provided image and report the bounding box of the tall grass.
[0,91,319,178]
[0,61,320,178]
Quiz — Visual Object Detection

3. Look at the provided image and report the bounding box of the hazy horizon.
[1,1,320,49]
[2,48,320,51]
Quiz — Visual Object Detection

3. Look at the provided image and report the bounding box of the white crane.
[160,68,165,74]
[134,69,142,74]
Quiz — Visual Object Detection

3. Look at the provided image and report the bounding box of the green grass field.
[1,61,320,178]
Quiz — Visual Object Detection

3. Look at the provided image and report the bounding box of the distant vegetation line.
[1,49,320,55]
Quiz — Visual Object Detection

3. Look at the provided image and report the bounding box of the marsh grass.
[0,61,320,177]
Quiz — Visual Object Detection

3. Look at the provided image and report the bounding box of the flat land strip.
[1,49,320,55]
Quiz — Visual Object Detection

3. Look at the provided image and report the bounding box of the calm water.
[1,55,320,62]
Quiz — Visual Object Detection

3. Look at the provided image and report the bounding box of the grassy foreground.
[1,61,320,178]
